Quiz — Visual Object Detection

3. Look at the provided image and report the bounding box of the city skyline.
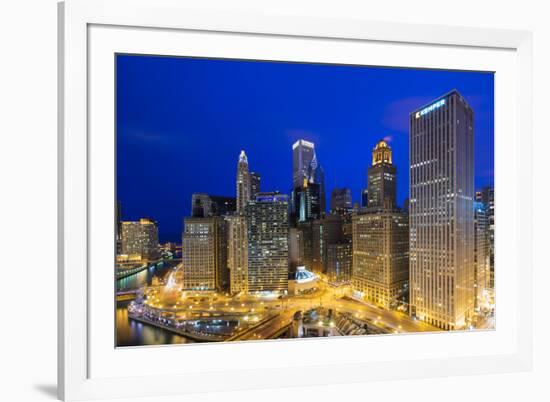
[116,55,494,243]
[115,55,495,345]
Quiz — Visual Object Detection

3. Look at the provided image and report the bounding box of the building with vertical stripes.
[409,90,475,330]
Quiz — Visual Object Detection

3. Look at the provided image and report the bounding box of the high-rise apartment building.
[246,193,289,293]
[236,150,251,214]
[182,216,228,291]
[120,218,160,261]
[409,90,475,330]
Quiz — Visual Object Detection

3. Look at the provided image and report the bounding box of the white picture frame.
[58,0,533,400]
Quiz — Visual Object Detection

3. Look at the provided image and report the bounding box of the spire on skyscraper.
[236,150,251,214]
[239,150,248,164]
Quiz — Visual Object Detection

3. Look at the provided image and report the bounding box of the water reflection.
[116,301,193,346]
[116,259,194,346]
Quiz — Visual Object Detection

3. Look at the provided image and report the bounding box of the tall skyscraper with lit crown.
[236,150,251,214]
[367,140,396,210]
[352,140,408,309]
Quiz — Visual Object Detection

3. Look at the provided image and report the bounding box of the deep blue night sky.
[116,55,494,243]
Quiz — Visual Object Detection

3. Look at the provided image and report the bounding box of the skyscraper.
[246,192,289,293]
[476,187,494,296]
[250,172,261,200]
[352,139,409,309]
[182,216,227,291]
[330,188,352,214]
[120,218,160,261]
[226,215,248,294]
[236,150,251,214]
[367,140,396,209]
[409,90,475,330]
[326,242,353,284]
[294,182,322,222]
[292,139,315,190]
[474,201,489,310]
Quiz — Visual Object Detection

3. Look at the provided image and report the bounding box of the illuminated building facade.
[352,211,409,308]
[182,216,228,291]
[352,140,408,309]
[294,182,322,223]
[120,218,160,261]
[326,242,352,283]
[246,193,289,292]
[236,150,251,214]
[226,215,248,294]
[476,187,494,296]
[291,139,326,220]
[292,139,315,190]
[474,201,490,309]
[409,90,475,330]
[367,140,396,210]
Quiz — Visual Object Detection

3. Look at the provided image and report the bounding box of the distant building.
[288,227,305,273]
[191,193,236,217]
[409,90,475,330]
[476,187,494,296]
[294,182,322,223]
[326,242,352,283]
[246,193,289,293]
[367,140,396,209]
[291,139,326,219]
[250,172,261,200]
[182,216,228,291]
[474,201,490,309]
[330,188,352,214]
[292,139,315,190]
[236,150,252,214]
[116,201,123,255]
[120,218,160,261]
[226,215,248,294]
[361,189,369,208]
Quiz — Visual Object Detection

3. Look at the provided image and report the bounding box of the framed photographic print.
[58,0,533,400]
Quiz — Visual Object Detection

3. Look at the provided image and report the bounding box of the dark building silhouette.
[330,188,352,214]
